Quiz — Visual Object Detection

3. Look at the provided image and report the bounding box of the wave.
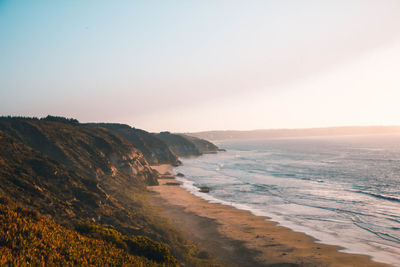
[352,221,400,243]
[353,190,400,202]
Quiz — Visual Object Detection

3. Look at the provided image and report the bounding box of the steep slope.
[0,118,157,186]
[179,134,221,154]
[155,132,220,157]
[0,129,113,226]
[0,125,160,233]
[155,132,201,157]
[0,118,164,233]
[91,123,180,166]
[0,117,224,265]
[0,118,218,265]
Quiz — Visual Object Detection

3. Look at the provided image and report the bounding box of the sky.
[1,0,400,132]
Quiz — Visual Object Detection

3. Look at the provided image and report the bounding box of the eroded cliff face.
[0,117,223,266]
[86,123,220,164]
[108,150,157,185]
[177,134,220,154]
[0,130,107,223]
[91,123,180,166]
[0,118,158,232]
[0,119,158,186]
[0,117,222,233]
[155,132,201,157]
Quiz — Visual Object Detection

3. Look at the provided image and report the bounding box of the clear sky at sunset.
[1,1,400,132]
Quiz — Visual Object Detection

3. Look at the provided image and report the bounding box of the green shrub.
[76,223,178,265]
[0,204,159,266]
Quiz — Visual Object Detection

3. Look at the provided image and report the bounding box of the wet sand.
[149,165,390,267]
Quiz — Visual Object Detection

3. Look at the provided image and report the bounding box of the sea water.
[175,134,400,266]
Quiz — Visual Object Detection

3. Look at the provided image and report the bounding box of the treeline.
[0,115,79,125]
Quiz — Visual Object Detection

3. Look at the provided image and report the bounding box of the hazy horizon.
[187,124,400,133]
[1,1,400,132]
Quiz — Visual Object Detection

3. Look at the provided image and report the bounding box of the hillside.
[92,123,221,162]
[156,132,220,157]
[0,202,162,266]
[181,134,221,154]
[91,123,181,166]
[0,118,160,230]
[0,116,220,266]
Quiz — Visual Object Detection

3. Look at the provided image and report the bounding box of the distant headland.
[187,126,400,141]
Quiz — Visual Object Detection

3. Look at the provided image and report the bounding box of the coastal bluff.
[0,116,221,266]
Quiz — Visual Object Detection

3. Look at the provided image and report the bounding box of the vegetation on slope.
[0,201,159,266]
[155,132,202,157]
[179,134,220,154]
[92,123,180,166]
[76,223,177,265]
[156,132,220,157]
[0,118,158,186]
[0,117,222,266]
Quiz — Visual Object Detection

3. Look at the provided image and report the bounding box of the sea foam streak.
[175,134,400,266]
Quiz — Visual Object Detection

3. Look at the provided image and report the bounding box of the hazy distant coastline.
[186,126,400,141]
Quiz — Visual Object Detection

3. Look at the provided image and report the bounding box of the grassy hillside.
[0,117,220,266]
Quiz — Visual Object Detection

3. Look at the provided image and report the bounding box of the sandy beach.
[149,165,390,267]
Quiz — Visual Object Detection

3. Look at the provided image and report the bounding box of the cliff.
[155,132,220,157]
[88,123,220,163]
[0,118,158,185]
[181,134,221,154]
[0,116,220,265]
[155,132,201,157]
[0,118,158,230]
[91,123,180,166]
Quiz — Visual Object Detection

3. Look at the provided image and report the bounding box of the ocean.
[175,134,400,266]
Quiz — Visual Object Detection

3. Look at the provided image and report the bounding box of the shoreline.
[149,165,390,267]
